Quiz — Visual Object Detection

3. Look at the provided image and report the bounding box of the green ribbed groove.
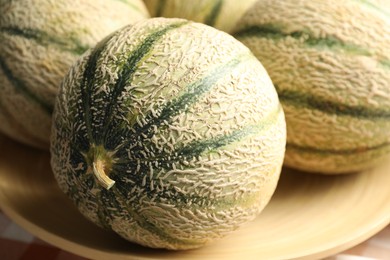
[107,103,282,244]
[111,178,264,246]
[155,0,167,17]
[105,54,246,154]
[130,56,244,141]
[111,104,282,207]
[380,59,390,69]
[204,0,224,26]
[234,24,372,56]
[103,54,257,210]
[78,21,186,147]
[287,140,390,155]
[117,103,282,165]
[278,87,390,119]
[77,173,200,247]
[1,27,90,55]
[106,106,282,243]
[96,190,113,230]
[0,57,52,114]
[111,186,203,247]
[100,21,190,144]
[79,34,114,143]
[74,20,192,190]
[175,104,283,158]
[106,55,241,160]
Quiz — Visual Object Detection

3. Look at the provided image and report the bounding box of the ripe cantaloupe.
[0,0,149,149]
[234,0,390,174]
[51,18,286,249]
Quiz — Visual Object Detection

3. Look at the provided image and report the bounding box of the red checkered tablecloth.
[0,210,389,260]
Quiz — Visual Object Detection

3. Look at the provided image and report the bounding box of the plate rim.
[1,136,390,260]
[1,189,389,260]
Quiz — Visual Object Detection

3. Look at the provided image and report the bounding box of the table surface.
[0,211,389,260]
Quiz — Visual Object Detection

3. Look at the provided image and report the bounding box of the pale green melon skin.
[0,0,149,149]
[51,18,286,250]
[234,0,390,174]
[143,0,257,33]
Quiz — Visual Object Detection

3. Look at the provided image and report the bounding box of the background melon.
[143,0,257,33]
[234,0,390,174]
[50,18,286,250]
[0,0,149,149]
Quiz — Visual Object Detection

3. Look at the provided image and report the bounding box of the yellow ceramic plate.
[1,134,390,260]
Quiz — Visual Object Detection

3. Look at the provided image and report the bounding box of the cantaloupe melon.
[234,0,390,174]
[0,0,149,149]
[50,18,286,249]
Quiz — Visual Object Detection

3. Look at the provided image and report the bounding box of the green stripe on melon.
[0,0,149,149]
[143,0,257,33]
[0,58,52,114]
[204,0,224,27]
[277,87,390,120]
[51,17,286,250]
[0,27,90,55]
[234,0,390,174]
[234,25,373,56]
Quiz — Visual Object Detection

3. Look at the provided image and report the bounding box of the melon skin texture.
[50,18,286,250]
[143,0,257,33]
[0,0,149,149]
[234,0,390,174]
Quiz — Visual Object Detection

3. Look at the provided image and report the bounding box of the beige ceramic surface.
[1,134,390,260]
